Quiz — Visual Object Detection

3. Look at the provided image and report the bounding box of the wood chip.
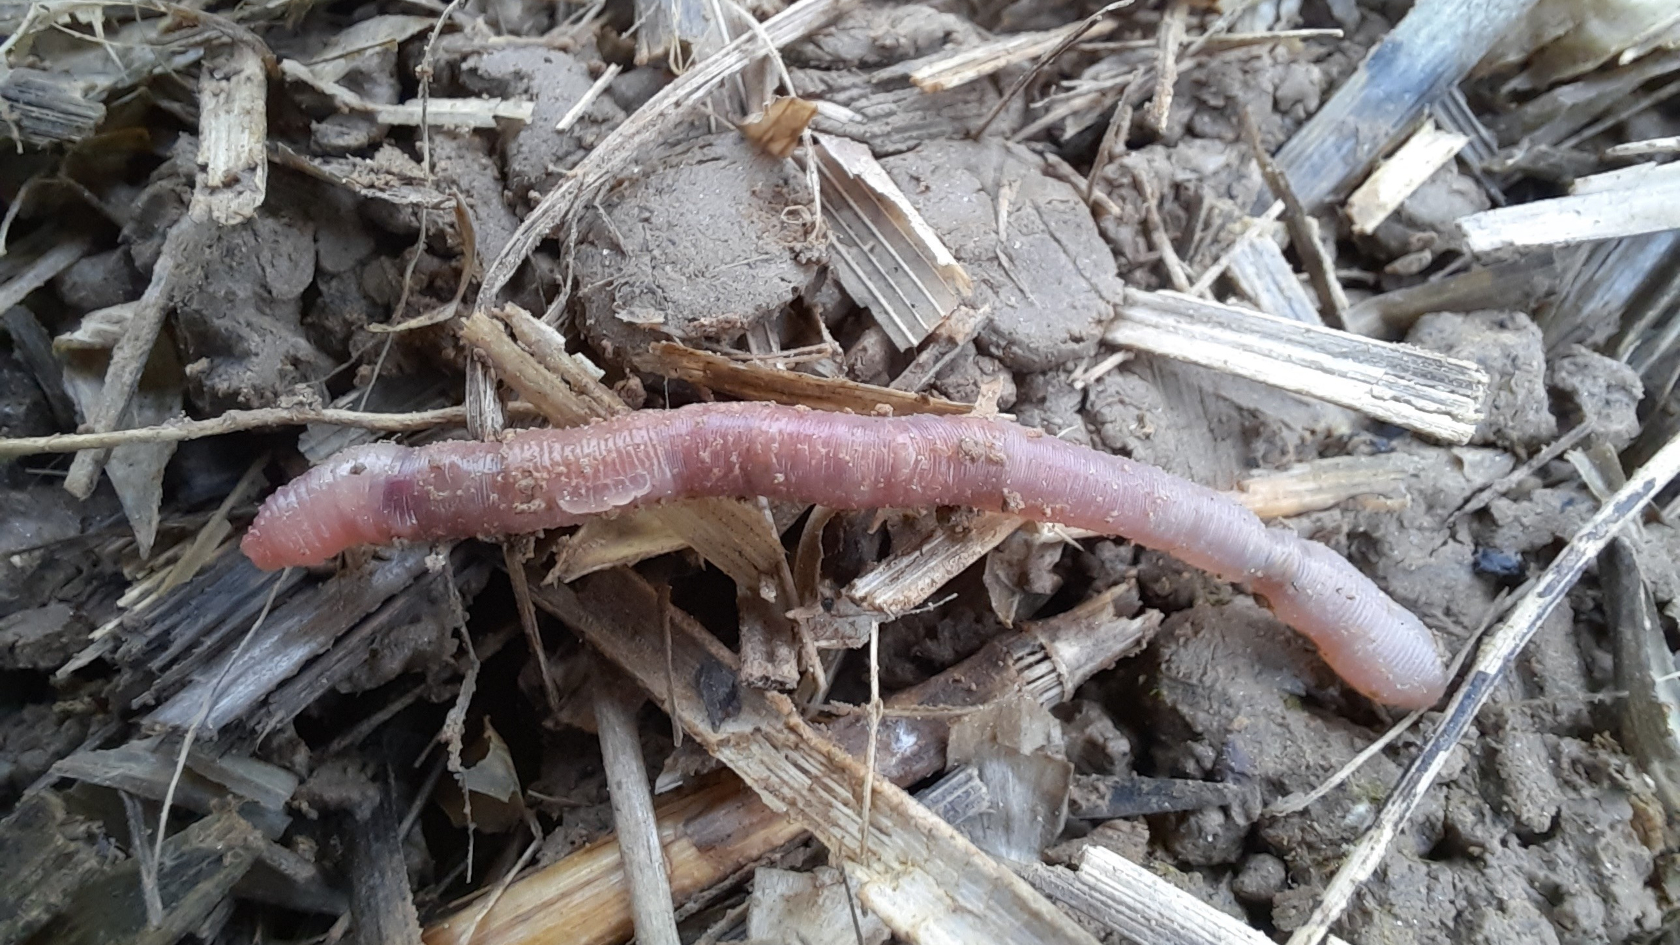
[847,513,1026,616]
[1222,234,1322,325]
[280,59,534,128]
[197,42,269,226]
[1023,847,1354,945]
[1346,120,1469,236]
[1263,0,1536,211]
[1458,173,1680,253]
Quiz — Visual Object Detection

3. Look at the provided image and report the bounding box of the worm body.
[243,402,1447,708]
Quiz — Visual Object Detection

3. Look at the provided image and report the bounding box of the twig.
[661,585,681,749]
[1178,0,1264,58]
[440,554,482,881]
[1447,422,1593,525]
[556,63,621,132]
[416,0,464,173]
[450,829,545,945]
[1084,79,1141,202]
[1606,135,1680,158]
[0,234,89,314]
[1146,0,1187,132]
[1132,163,1191,291]
[857,618,882,863]
[1238,106,1347,327]
[65,213,208,498]
[0,402,541,457]
[1287,427,1680,945]
[593,672,682,945]
[1070,349,1133,389]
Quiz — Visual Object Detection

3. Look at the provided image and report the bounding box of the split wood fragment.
[1104,290,1489,443]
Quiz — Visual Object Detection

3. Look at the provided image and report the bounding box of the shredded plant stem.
[244,402,1446,708]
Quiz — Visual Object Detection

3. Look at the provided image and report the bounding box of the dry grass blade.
[279,59,534,128]
[1286,428,1680,945]
[972,0,1137,139]
[1239,106,1347,325]
[644,341,971,415]
[907,20,1116,93]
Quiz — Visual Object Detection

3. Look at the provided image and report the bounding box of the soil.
[0,1,1676,944]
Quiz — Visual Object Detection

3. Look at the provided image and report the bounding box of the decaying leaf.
[946,694,1072,863]
[738,96,818,159]
[439,719,526,833]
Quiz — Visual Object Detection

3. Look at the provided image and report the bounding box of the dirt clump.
[881,139,1124,373]
[1407,311,1557,449]
[574,133,825,366]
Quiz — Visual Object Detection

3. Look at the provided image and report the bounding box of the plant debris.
[3,2,1680,945]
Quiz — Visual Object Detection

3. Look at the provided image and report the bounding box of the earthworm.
[242,402,1446,708]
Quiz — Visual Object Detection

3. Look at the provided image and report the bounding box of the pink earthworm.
[242,402,1446,708]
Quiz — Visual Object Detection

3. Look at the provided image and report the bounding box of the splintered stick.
[242,402,1446,707]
